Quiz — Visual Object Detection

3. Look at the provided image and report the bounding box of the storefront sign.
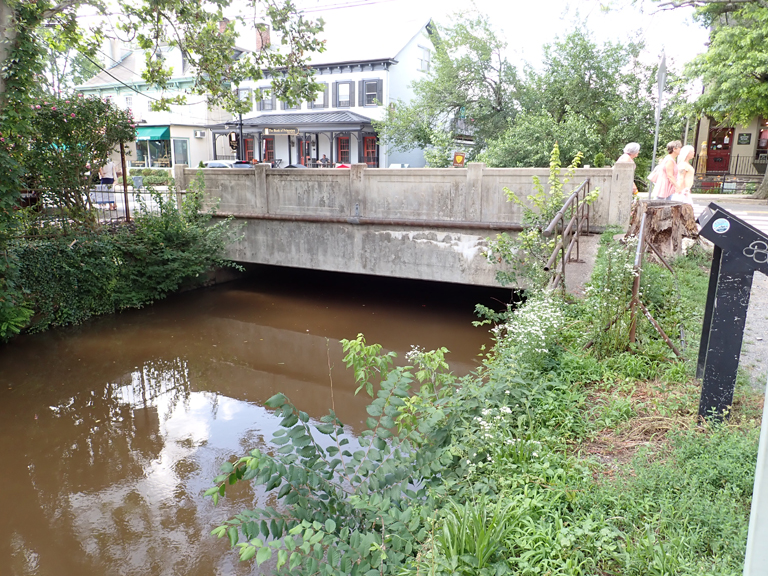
[738,133,752,145]
[264,128,299,136]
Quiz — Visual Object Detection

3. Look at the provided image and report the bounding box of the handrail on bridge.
[542,179,591,291]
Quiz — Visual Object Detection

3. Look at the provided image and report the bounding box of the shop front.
[210,111,381,168]
[132,126,190,168]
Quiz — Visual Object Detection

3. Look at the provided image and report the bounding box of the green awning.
[136,126,170,141]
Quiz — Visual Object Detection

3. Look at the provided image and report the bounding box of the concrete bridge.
[174,163,635,287]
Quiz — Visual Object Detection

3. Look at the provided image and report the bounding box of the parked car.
[203,160,253,169]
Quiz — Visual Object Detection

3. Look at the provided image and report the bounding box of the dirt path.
[742,272,768,391]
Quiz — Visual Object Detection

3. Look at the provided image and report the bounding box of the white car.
[203,160,253,168]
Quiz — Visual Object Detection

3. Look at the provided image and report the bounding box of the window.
[132,139,172,168]
[418,46,431,72]
[282,100,301,110]
[358,79,382,106]
[245,138,254,161]
[172,139,189,166]
[310,84,328,109]
[337,137,350,164]
[258,88,275,111]
[125,96,132,110]
[338,83,350,107]
[263,138,274,162]
[333,81,354,108]
[238,88,252,104]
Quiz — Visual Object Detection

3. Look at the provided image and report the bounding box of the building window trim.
[337,136,350,164]
[333,81,355,108]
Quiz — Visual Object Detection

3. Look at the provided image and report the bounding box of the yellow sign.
[452,152,466,167]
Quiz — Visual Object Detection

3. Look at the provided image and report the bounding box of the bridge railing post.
[350,163,366,219]
[174,164,188,210]
[465,162,484,222]
[611,162,635,230]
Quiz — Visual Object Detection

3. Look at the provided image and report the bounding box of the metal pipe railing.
[543,179,591,290]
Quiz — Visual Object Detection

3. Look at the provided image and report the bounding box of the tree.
[678,0,768,197]
[485,29,689,170]
[374,12,522,164]
[40,26,103,95]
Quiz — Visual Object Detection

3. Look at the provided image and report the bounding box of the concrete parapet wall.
[175,162,634,286]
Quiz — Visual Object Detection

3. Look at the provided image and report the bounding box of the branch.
[39,0,85,21]
[656,0,757,9]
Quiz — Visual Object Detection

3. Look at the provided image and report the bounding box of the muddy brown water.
[0,266,506,576]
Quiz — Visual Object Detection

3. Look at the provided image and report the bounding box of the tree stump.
[626,199,699,260]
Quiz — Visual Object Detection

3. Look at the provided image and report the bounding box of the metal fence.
[18,187,185,227]
[691,154,765,194]
[92,186,185,224]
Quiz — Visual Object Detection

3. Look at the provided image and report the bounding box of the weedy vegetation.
[206,224,761,575]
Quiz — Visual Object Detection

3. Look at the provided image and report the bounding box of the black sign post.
[697,203,768,419]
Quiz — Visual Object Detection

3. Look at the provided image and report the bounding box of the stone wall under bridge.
[174,163,635,288]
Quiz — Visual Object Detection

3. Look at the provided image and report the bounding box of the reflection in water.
[0,267,503,575]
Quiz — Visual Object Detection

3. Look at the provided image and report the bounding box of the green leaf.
[256,546,272,566]
[277,549,288,569]
[265,393,287,408]
[227,526,239,548]
[325,519,336,533]
[240,545,256,562]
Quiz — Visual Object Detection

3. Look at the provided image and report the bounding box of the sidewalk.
[691,193,768,206]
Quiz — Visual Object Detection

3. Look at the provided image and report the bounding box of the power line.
[298,0,398,13]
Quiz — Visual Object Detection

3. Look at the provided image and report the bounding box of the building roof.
[211,110,375,132]
[243,111,373,125]
[305,16,431,66]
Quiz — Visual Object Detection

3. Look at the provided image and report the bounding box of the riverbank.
[209,231,761,575]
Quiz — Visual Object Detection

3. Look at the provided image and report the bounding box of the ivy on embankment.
[8,185,241,335]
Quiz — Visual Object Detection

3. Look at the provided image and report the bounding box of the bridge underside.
[224,219,504,287]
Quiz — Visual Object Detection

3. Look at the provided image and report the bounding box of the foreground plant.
[485,142,597,289]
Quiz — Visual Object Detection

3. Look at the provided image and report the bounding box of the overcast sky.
[287,0,710,72]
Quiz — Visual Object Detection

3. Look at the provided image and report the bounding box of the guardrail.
[542,179,591,291]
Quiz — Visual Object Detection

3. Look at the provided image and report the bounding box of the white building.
[77,36,235,170]
[212,17,435,168]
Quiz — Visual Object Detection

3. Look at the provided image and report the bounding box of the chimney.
[255,23,271,51]
[218,18,231,34]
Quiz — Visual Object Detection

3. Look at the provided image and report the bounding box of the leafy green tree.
[485,29,689,170]
[375,12,521,162]
[18,94,135,220]
[679,0,768,197]
[40,26,103,95]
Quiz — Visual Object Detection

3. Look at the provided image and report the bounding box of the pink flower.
[71,113,75,118]
[51,106,56,111]
[35,105,40,109]
[65,100,70,103]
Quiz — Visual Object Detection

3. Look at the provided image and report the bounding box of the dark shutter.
[270,93,276,110]
[332,82,338,107]
[349,82,355,108]
[376,80,383,106]
[281,100,287,110]
[358,80,364,106]
[257,98,263,112]
[323,85,329,108]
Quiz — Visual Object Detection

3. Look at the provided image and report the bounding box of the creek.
[0,266,506,575]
